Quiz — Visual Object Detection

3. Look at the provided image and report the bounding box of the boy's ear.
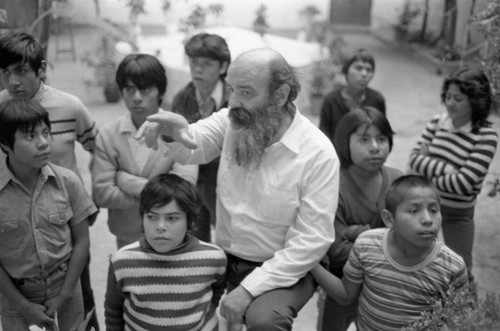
[37,60,47,78]
[0,143,11,155]
[381,209,395,228]
[219,61,229,76]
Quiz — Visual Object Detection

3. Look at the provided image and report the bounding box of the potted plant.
[402,287,500,331]
[394,0,421,41]
[81,22,124,103]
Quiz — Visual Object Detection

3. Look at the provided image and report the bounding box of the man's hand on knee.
[220,285,253,323]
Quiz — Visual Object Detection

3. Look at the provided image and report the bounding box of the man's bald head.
[230,48,300,107]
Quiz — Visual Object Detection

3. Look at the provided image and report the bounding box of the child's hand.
[443,163,458,174]
[418,143,429,155]
[22,302,54,329]
[45,292,70,317]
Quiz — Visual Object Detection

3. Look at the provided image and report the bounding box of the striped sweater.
[0,83,98,181]
[409,114,498,208]
[344,228,468,331]
[105,235,227,331]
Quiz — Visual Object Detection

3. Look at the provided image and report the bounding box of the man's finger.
[179,130,198,150]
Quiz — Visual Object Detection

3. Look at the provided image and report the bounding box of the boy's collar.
[0,156,56,190]
[140,234,194,254]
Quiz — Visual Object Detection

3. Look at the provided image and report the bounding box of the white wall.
[71,0,330,30]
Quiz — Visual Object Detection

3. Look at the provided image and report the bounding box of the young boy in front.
[104,174,227,331]
[0,99,97,330]
[312,175,468,331]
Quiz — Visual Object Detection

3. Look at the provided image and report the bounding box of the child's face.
[444,83,472,127]
[122,79,160,125]
[0,62,43,99]
[349,124,390,172]
[143,200,188,253]
[392,187,442,248]
[6,122,52,171]
[189,56,227,92]
[345,60,373,90]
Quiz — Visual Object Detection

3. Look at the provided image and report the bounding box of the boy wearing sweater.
[105,174,227,330]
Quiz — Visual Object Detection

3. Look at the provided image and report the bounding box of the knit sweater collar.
[139,233,198,255]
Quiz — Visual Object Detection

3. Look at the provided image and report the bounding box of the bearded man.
[138,48,339,331]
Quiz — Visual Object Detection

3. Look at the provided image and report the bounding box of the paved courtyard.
[4,24,499,330]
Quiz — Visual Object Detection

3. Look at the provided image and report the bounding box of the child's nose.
[420,211,433,225]
[157,219,168,232]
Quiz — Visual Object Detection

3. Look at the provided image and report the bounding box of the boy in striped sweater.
[311,175,468,331]
[104,174,227,331]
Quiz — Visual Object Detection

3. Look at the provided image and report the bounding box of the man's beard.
[228,103,283,169]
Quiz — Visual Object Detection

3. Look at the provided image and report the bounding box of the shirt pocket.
[44,203,74,245]
[0,219,23,249]
[258,184,299,225]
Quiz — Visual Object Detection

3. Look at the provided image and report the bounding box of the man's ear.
[219,61,229,76]
[381,209,395,228]
[272,84,291,107]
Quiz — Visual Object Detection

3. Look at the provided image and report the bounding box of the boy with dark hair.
[171,32,231,242]
[319,48,386,144]
[311,175,468,331]
[104,173,226,330]
[0,99,97,330]
[0,32,97,178]
[92,53,197,248]
[0,32,99,330]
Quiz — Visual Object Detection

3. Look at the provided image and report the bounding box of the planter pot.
[103,84,121,103]
[309,94,324,116]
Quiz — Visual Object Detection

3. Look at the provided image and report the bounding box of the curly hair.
[441,68,493,132]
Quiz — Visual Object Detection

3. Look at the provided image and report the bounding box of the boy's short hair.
[185,33,231,75]
[0,99,50,152]
[334,107,394,168]
[139,174,201,230]
[385,175,440,214]
[342,48,375,75]
[115,53,167,103]
[0,32,44,73]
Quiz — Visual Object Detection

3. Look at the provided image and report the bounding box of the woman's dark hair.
[0,32,44,73]
[334,107,394,168]
[139,174,201,231]
[0,99,50,152]
[185,33,231,78]
[441,67,493,132]
[342,48,375,75]
[115,53,167,105]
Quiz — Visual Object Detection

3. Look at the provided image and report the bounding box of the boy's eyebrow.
[12,62,30,70]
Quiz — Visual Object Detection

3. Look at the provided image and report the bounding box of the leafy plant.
[402,287,500,331]
[473,0,500,109]
[253,4,269,38]
[309,31,346,97]
[394,0,421,41]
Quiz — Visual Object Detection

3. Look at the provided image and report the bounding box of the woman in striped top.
[408,68,498,285]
